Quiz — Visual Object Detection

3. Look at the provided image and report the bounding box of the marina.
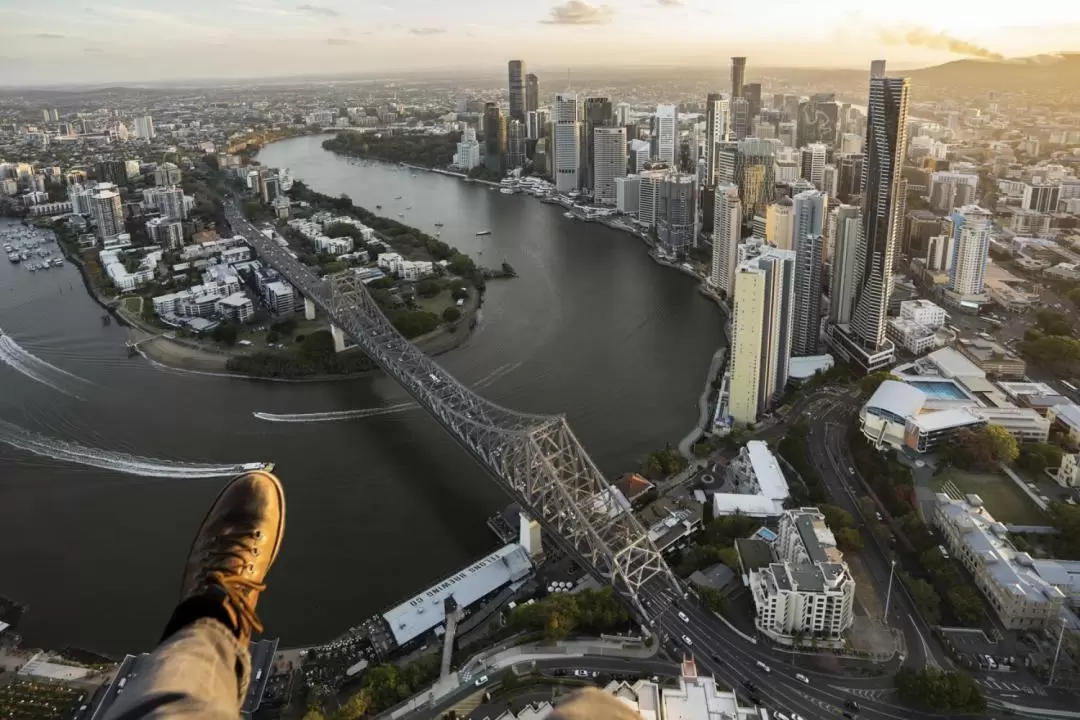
[4,224,62,270]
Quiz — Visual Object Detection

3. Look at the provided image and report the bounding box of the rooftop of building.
[1052,403,1080,432]
[935,494,1065,605]
[734,538,774,573]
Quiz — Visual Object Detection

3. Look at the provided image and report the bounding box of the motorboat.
[476,230,492,236]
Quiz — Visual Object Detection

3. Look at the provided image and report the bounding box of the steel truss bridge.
[225,204,682,620]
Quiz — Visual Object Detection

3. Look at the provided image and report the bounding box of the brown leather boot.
[177,470,285,643]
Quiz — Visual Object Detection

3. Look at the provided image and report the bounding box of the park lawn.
[933,468,1047,525]
[122,295,143,315]
[415,287,474,319]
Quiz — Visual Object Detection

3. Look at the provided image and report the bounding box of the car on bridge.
[677,611,689,623]
[681,635,693,646]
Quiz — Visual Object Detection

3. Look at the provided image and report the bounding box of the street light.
[883,559,897,625]
[1049,615,1067,686]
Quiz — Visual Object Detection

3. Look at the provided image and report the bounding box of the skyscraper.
[800,143,827,189]
[507,119,526,171]
[508,61,526,122]
[711,183,742,295]
[592,126,627,205]
[553,93,581,193]
[765,198,794,249]
[525,73,539,114]
[947,205,992,296]
[731,57,746,99]
[615,102,632,126]
[133,115,155,140]
[705,93,730,186]
[90,182,124,239]
[730,98,750,141]
[836,153,865,204]
[744,83,763,120]
[656,172,698,254]
[828,60,910,373]
[728,247,796,424]
[483,103,507,175]
[654,105,677,167]
[583,97,613,192]
[828,204,860,325]
[791,191,828,356]
[717,138,779,223]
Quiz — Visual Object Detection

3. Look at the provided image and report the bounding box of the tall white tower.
[553,93,581,193]
[654,104,677,167]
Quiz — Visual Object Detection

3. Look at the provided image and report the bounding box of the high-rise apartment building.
[614,102,631,127]
[525,73,539,114]
[653,105,677,168]
[765,198,794,250]
[583,97,613,193]
[821,164,838,199]
[153,162,181,187]
[629,139,651,174]
[791,191,828,356]
[704,93,730,186]
[728,247,796,424]
[796,96,840,147]
[90,182,124,239]
[637,168,667,227]
[800,143,828,189]
[453,127,481,169]
[1022,183,1061,213]
[656,171,698,254]
[508,60,526,122]
[716,138,779,223]
[506,120,526,171]
[592,126,627,205]
[828,60,909,373]
[711,183,742,295]
[929,171,978,212]
[836,153,865,204]
[828,204,860,325]
[947,205,992,296]
[133,115,155,140]
[483,103,507,175]
[731,57,746,99]
[553,93,580,193]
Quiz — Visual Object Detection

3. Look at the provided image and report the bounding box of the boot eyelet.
[252,547,260,556]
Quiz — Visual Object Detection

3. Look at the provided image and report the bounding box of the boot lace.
[203,530,267,634]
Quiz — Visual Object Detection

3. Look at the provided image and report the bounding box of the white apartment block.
[100,248,161,292]
[710,183,741,294]
[215,294,254,323]
[886,299,950,356]
[933,494,1064,630]
[552,93,580,193]
[1057,453,1080,488]
[747,508,855,643]
[265,280,301,315]
[900,299,947,328]
[377,252,434,281]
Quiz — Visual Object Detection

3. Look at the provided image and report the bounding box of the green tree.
[859,371,896,397]
[451,286,469,301]
[325,222,364,240]
[211,323,239,345]
[945,425,1017,471]
[1069,287,1080,308]
[894,668,985,712]
[717,547,740,569]
[1017,442,1064,473]
[333,691,371,720]
[416,278,442,298]
[818,504,855,530]
[443,306,461,323]
[836,527,864,552]
[369,277,395,290]
[905,576,942,624]
[984,424,1019,464]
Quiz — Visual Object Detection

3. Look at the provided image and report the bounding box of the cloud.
[326,37,352,45]
[879,26,1004,61]
[83,47,104,53]
[236,2,296,16]
[541,1,615,25]
[296,3,338,16]
[656,0,682,6]
[409,27,445,35]
[36,32,66,39]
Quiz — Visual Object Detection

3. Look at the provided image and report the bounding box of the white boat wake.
[0,332,93,399]
[473,361,522,390]
[253,403,416,423]
[0,419,269,479]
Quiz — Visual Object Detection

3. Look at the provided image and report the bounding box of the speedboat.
[242,462,276,472]
[476,229,491,236]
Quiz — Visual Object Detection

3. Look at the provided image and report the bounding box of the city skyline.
[4,0,1080,85]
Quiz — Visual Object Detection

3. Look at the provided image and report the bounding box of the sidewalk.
[387,637,658,719]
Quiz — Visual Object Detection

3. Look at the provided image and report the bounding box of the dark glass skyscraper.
[483,102,507,175]
[582,96,613,192]
[508,60,526,122]
[744,83,762,120]
[731,56,746,99]
[526,73,539,113]
[828,60,910,372]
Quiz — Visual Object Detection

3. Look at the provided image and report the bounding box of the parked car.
[474,675,489,687]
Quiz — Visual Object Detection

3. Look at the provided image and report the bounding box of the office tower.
[534,137,549,177]
[67,183,93,215]
[630,139,651,173]
[904,209,941,254]
[777,122,796,148]
[582,97,613,192]
[133,115,155,140]
[508,61,526,122]
[765,198,794,249]
[507,120,526,171]
[553,93,581,193]
[705,93,730,186]
[526,73,539,114]
[840,133,862,154]
[615,102,632,126]
[1022,183,1061,213]
[790,191,828,356]
[592,126,627,205]
[711,183,742,294]
[718,138,778,223]
[90,182,124,239]
[153,162,181,186]
[870,59,887,78]
[616,175,639,215]
[657,171,699,254]
[653,104,677,167]
[929,171,978,212]
[836,153,864,204]
[829,60,910,373]
[154,186,186,221]
[947,205,992,296]
[728,247,796,424]
[800,143,827,188]
[731,98,750,140]
[821,164,838,198]
[796,96,840,147]
[828,204,860,325]
[453,127,481,169]
[731,57,746,99]
[526,110,540,140]
[637,169,666,227]
[95,160,127,186]
[744,83,763,120]
[483,103,507,175]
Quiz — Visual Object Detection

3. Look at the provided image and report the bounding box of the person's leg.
[103,471,285,720]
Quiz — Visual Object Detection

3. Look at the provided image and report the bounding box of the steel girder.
[224,204,682,615]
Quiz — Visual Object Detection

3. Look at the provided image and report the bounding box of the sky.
[2,0,1079,86]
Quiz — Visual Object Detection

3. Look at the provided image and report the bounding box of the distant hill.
[907,53,1080,94]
